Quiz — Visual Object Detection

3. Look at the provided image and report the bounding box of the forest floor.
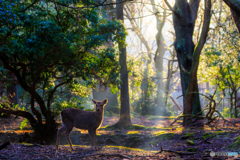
[0,115,240,159]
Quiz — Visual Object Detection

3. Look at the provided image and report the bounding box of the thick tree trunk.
[115,0,132,128]
[171,0,211,125]
[172,0,201,123]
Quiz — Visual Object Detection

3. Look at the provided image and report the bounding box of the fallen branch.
[169,112,183,126]
[0,141,10,150]
[169,95,183,112]
[33,143,44,148]
[20,143,43,148]
[156,146,195,155]
[70,153,131,159]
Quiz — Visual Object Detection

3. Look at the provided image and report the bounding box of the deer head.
[91,98,108,113]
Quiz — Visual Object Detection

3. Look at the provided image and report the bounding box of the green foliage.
[198,7,240,117]
[0,0,126,92]
[155,133,175,140]
[186,140,195,145]
[223,107,230,118]
[20,119,29,130]
[181,133,194,139]
[0,0,127,135]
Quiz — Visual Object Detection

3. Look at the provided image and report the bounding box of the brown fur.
[56,98,108,150]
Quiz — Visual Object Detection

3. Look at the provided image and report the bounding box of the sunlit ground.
[1,116,239,135]
[1,115,240,160]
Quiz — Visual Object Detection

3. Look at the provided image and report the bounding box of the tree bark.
[172,0,201,123]
[115,0,132,128]
[170,0,211,125]
[231,9,240,35]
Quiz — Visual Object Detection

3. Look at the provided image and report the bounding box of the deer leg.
[56,126,66,149]
[88,129,95,150]
[65,127,73,150]
[93,129,98,150]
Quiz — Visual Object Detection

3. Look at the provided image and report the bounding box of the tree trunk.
[172,0,201,123]
[151,0,167,115]
[155,29,166,115]
[231,9,240,35]
[164,59,177,107]
[222,0,240,34]
[115,0,132,128]
[140,55,151,115]
[230,91,234,118]
[234,89,238,118]
[124,5,152,115]
[171,0,211,125]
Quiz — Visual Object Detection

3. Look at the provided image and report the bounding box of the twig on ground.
[20,143,44,148]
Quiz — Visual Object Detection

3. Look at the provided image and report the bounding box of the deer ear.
[92,99,97,104]
[102,98,108,105]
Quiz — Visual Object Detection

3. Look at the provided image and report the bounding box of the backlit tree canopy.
[0,0,126,141]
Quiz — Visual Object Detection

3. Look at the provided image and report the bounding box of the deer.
[56,98,108,150]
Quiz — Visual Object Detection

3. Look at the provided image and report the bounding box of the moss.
[229,136,240,151]
[181,133,194,139]
[147,116,176,120]
[100,124,174,131]
[203,132,214,139]
[186,140,195,145]
[212,131,225,134]
[152,131,167,136]
[148,142,154,145]
[126,131,140,135]
[129,124,148,130]
[155,133,176,140]
[202,131,227,140]
[99,125,116,130]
